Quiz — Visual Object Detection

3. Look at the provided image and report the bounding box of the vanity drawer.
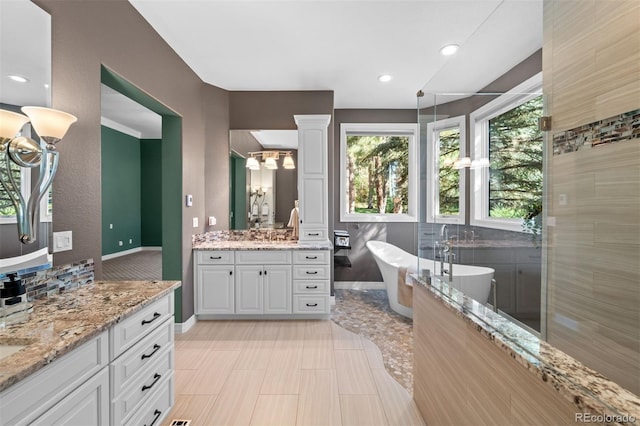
[111,318,174,393]
[113,346,173,425]
[293,250,330,265]
[236,250,292,264]
[293,295,330,313]
[293,265,330,280]
[110,294,173,360]
[300,229,327,241]
[196,250,234,264]
[294,280,330,294]
[123,373,174,426]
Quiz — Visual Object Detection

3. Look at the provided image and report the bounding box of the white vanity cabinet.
[0,292,175,426]
[194,248,330,318]
[194,251,235,314]
[295,114,331,243]
[235,250,292,314]
[293,250,331,314]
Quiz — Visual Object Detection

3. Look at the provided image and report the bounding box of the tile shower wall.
[2,259,95,301]
[544,0,640,396]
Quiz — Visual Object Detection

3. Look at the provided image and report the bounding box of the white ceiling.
[100,85,162,139]
[251,130,298,150]
[1,0,542,137]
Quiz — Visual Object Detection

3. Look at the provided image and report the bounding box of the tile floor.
[164,320,425,426]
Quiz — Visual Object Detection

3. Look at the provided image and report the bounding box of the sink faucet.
[440,224,448,242]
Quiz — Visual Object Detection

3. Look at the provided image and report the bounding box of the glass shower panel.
[418,89,545,334]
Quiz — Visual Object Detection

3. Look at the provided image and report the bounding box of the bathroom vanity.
[0,280,180,426]
[193,233,332,319]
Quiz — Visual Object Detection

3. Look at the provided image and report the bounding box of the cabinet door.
[263,265,292,314]
[31,367,110,426]
[196,265,235,314]
[299,176,326,228]
[235,265,264,314]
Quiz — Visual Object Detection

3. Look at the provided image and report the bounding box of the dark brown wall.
[37,0,229,321]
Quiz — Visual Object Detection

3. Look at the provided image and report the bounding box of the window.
[340,123,418,222]
[470,73,543,231]
[426,115,466,224]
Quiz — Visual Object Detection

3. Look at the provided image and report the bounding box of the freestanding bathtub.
[366,240,495,319]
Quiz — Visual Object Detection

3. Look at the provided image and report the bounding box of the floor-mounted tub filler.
[366,240,494,319]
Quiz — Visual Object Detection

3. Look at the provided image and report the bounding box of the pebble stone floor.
[331,289,414,392]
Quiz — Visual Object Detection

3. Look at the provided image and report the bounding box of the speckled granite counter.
[0,280,181,393]
[411,274,640,424]
[192,230,332,250]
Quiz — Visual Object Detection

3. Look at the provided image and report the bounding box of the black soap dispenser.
[1,274,31,325]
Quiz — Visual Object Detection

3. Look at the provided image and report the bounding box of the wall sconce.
[245,151,295,170]
[0,107,77,244]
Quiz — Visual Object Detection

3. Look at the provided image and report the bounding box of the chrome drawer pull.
[210,255,222,260]
[141,344,161,360]
[145,409,162,426]
[142,373,162,392]
[306,271,318,275]
[305,255,318,259]
[141,312,161,325]
[306,285,318,289]
[306,303,318,307]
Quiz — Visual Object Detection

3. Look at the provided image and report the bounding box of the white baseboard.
[102,246,162,261]
[334,281,386,290]
[175,315,196,334]
[330,295,335,306]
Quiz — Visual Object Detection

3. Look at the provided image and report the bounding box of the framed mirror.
[229,130,298,230]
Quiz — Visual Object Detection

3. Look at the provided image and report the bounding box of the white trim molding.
[334,281,386,290]
[101,246,162,261]
[174,315,196,334]
[101,116,143,139]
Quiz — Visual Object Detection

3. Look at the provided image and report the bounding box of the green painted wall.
[141,139,163,246]
[101,126,142,255]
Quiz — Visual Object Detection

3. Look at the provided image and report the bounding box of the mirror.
[229,130,298,230]
[0,0,51,259]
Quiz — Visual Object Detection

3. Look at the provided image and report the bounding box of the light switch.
[53,231,73,253]
[208,216,216,226]
[186,194,193,207]
[192,217,199,228]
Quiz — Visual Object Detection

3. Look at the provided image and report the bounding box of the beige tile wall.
[413,284,581,426]
[544,0,640,395]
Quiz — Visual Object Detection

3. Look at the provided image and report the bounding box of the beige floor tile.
[260,347,303,394]
[175,341,213,370]
[211,321,257,350]
[371,369,425,426]
[250,394,298,426]
[249,321,281,340]
[161,394,217,426]
[297,370,342,426]
[276,321,307,348]
[234,339,276,370]
[179,350,241,395]
[361,337,385,370]
[305,319,333,337]
[302,338,335,369]
[340,395,389,426]
[204,369,265,426]
[331,322,363,350]
[334,350,377,395]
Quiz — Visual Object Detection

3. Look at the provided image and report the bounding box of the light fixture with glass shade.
[0,107,77,244]
[245,151,295,170]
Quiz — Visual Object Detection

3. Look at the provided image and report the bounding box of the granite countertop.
[193,240,333,250]
[0,280,181,393]
[410,275,640,424]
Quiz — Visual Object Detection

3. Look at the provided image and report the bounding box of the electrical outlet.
[109,223,113,229]
[129,239,133,244]
[118,241,123,246]
[208,216,216,226]
[53,231,73,253]
[192,217,198,228]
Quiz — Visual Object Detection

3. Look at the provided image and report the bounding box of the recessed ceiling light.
[378,74,393,83]
[439,44,459,56]
[8,74,29,83]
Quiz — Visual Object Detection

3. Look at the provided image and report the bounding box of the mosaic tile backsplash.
[553,108,640,155]
[0,259,94,301]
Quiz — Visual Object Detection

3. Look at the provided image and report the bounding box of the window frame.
[339,122,419,223]
[426,115,466,224]
[469,72,543,232]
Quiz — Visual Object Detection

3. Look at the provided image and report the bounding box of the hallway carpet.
[331,289,414,393]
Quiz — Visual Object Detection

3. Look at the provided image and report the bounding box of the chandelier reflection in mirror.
[245,151,295,171]
[0,107,77,244]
